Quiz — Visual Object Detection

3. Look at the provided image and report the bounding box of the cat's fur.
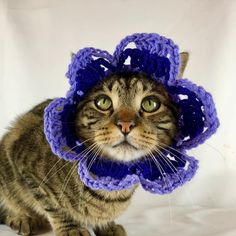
[0,53,188,236]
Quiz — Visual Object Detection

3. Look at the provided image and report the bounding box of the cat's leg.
[46,211,91,236]
[0,200,7,223]
[0,146,49,235]
[4,213,47,236]
[20,171,91,236]
[0,185,48,235]
[94,221,127,236]
[4,195,91,236]
[1,195,48,236]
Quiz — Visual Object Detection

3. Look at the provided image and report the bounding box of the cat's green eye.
[95,95,112,111]
[141,96,161,113]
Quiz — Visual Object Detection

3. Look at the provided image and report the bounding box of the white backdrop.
[0,0,236,235]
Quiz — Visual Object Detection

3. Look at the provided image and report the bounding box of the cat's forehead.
[86,73,168,107]
[94,74,166,109]
[103,74,154,95]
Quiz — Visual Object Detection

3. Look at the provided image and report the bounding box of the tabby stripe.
[107,81,114,92]
[158,119,172,124]
[156,125,170,131]
[57,223,78,230]
[61,218,75,224]
[87,121,98,127]
[34,194,44,200]
[140,134,155,141]
[83,186,133,203]
[85,115,98,120]
[44,207,58,213]
[164,104,178,119]
[73,197,107,212]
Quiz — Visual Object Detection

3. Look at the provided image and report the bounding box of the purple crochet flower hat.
[44,33,219,194]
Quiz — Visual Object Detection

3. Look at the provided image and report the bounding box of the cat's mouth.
[112,140,138,150]
[102,137,147,162]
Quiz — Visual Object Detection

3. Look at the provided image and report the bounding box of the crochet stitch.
[44,33,219,194]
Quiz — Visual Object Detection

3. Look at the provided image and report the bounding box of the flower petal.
[138,154,198,194]
[78,158,139,191]
[44,33,219,194]
[113,33,180,83]
[168,79,220,149]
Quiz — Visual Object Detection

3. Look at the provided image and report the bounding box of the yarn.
[44,33,219,194]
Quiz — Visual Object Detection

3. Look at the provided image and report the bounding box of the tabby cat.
[0,53,188,236]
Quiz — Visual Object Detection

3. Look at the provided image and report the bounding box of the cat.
[0,53,188,236]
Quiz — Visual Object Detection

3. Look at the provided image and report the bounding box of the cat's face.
[75,73,178,162]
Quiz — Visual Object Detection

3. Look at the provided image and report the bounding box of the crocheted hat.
[44,33,219,194]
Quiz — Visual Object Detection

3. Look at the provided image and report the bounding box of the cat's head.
[75,53,189,162]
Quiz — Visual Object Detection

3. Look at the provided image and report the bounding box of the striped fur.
[0,73,179,236]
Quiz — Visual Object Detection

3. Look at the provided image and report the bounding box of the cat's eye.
[95,95,112,111]
[141,96,161,113]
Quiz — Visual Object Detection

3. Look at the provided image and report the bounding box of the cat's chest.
[69,186,134,225]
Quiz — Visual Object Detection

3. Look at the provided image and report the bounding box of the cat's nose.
[116,120,135,135]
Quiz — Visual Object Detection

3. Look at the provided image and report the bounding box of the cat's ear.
[71,52,76,59]
[178,52,189,78]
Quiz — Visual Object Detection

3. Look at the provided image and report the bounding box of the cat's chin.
[101,145,147,162]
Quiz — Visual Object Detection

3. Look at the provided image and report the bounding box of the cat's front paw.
[94,224,127,236]
[5,215,45,235]
[56,227,91,236]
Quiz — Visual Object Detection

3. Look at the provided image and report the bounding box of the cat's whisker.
[154,143,200,206]
[146,146,174,190]
[63,138,95,157]
[149,152,173,190]
[72,143,102,175]
[152,147,185,187]
[39,137,94,186]
[158,147,186,164]
[153,148,178,174]
[87,146,102,172]
[157,141,186,155]
[77,143,100,162]
[76,137,94,146]
[148,140,175,217]
[39,161,70,187]
[144,155,153,175]
[149,152,174,190]
[58,161,78,205]
[153,146,196,206]
[204,142,226,161]
[76,142,97,156]
[88,145,102,171]
[146,150,165,179]
[154,150,184,192]
[40,141,97,186]
[156,142,187,164]
[38,158,64,187]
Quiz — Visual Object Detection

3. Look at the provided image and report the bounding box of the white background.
[0,0,236,235]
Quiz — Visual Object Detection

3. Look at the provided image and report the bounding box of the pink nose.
[116,121,135,134]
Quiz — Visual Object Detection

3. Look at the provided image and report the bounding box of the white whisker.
[40,141,97,186]
[58,161,78,205]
